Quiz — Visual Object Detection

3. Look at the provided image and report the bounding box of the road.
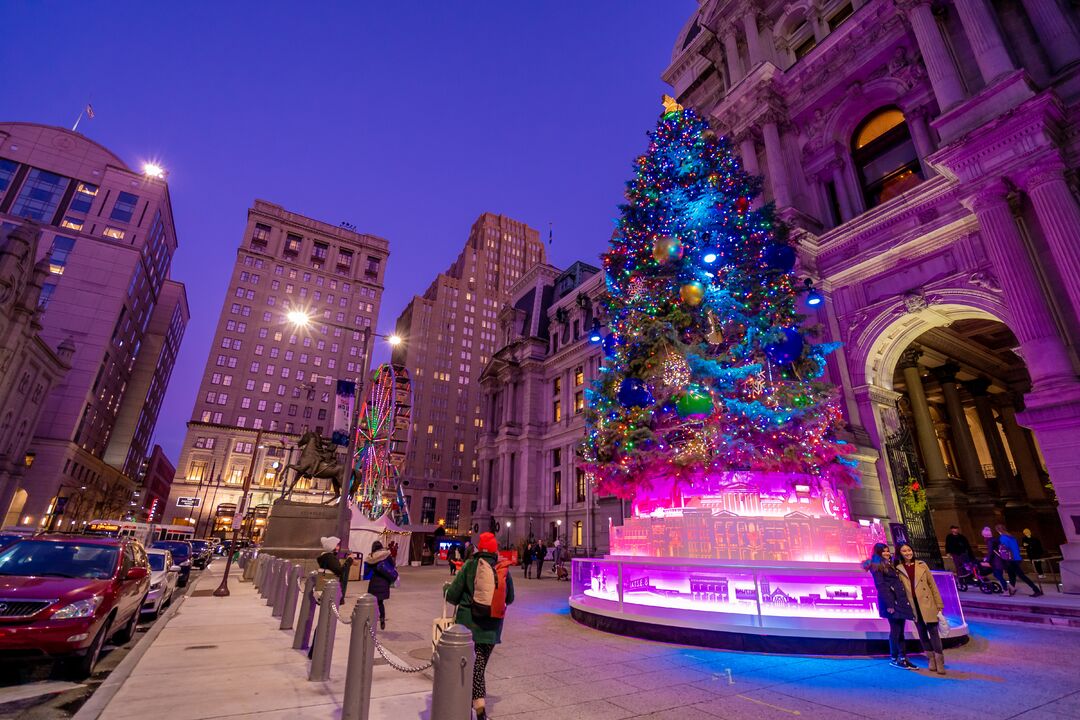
[0,564,208,720]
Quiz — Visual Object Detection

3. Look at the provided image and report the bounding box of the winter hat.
[981,526,993,538]
[320,536,340,552]
[477,532,498,554]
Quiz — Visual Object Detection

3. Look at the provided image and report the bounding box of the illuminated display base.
[570,556,969,655]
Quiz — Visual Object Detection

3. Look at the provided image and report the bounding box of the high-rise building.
[164,200,388,539]
[393,213,545,536]
[0,122,188,529]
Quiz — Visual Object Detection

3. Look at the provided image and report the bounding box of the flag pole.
[71,108,85,133]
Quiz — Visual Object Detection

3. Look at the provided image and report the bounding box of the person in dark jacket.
[534,541,547,579]
[445,531,514,720]
[1022,528,1047,577]
[943,525,973,574]
[364,541,398,630]
[316,536,353,602]
[522,541,534,579]
[980,525,1007,591]
[864,542,915,669]
[995,524,1042,597]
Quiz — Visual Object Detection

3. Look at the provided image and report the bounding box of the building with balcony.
[163,200,388,538]
[665,0,1080,587]
[0,123,188,530]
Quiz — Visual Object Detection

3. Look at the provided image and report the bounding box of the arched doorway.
[859,304,1064,568]
[4,488,28,527]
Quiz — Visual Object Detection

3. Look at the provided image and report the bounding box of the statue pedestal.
[261,499,338,561]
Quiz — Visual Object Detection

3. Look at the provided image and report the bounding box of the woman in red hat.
[445,532,514,720]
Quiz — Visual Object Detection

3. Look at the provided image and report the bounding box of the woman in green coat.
[445,532,514,720]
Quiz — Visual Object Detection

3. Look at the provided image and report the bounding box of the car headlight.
[52,596,103,620]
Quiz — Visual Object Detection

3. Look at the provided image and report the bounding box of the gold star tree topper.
[662,94,684,114]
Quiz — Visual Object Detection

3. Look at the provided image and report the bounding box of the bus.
[85,520,195,546]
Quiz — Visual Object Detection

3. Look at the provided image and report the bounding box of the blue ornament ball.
[602,333,621,358]
[617,378,654,408]
[763,244,797,273]
[765,327,804,364]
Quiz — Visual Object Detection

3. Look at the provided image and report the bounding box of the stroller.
[554,560,570,582]
[956,558,1004,594]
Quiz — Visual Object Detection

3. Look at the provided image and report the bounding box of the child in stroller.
[956,557,1004,593]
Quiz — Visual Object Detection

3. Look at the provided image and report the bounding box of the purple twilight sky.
[3,1,696,462]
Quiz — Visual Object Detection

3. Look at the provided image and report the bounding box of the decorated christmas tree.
[581,99,873,561]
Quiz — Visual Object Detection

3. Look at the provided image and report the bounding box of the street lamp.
[504,521,511,549]
[285,309,404,550]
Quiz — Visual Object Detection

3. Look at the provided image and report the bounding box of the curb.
[71,570,206,720]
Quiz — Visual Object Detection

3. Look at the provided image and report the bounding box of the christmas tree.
[580,97,857,511]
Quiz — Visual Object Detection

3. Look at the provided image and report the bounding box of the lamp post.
[285,309,402,552]
[214,428,263,597]
[504,521,511,549]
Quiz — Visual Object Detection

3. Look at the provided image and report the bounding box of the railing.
[242,552,474,720]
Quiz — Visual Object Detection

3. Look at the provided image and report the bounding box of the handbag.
[433,589,456,651]
[937,611,951,638]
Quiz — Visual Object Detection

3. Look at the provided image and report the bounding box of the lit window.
[48,236,76,275]
[103,226,125,240]
[60,217,84,231]
[69,182,98,213]
[12,169,67,221]
[852,107,923,209]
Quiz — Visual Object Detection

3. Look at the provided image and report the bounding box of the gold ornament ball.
[702,128,717,141]
[680,281,705,306]
[652,237,684,264]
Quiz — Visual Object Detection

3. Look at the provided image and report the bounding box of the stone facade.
[665,0,1080,588]
[0,123,188,529]
[475,262,625,554]
[164,200,388,539]
[0,224,73,526]
[393,213,545,538]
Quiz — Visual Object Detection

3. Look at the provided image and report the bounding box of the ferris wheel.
[352,363,412,520]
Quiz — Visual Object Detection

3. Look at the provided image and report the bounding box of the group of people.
[945,524,1045,597]
[315,535,399,629]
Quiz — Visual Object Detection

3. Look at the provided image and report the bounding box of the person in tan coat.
[897,543,946,675]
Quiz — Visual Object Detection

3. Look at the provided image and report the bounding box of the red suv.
[0,535,150,677]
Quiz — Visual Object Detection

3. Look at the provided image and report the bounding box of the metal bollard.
[341,594,377,720]
[280,563,302,630]
[266,558,282,607]
[257,556,271,598]
[264,557,280,601]
[271,560,288,616]
[292,571,319,650]
[309,579,339,682]
[431,624,475,720]
[254,554,269,592]
[242,552,256,581]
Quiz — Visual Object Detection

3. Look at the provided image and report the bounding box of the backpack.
[995,540,1014,561]
[470,557,508,620]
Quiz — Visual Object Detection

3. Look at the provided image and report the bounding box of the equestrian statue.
[281,430,349,504]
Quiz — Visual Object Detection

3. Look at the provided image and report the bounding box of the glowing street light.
[286,309,311,327]
[142,163,165,179]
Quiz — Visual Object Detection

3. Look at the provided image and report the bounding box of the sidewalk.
[91,559,1080,720]
[94,560,432,720]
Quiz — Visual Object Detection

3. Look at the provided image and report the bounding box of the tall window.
[553,471,561,505]
[110,192,139,222]
[48,236,76,275]
[284,233,302,255]
[188,461,208,481]
[12,169,67,221]
[446,499,460,531]
[252,223,271,246]
[852,107,923,209]
[421,496,437,525]
[552,399,561,423]
[573,520,583,547]
[0,158,17,194]
[68,182,98,213]
[576,468,587,503]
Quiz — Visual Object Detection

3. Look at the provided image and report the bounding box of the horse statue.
[281,430,347,504]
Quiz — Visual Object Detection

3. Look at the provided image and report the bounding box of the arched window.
[852,107,923,208]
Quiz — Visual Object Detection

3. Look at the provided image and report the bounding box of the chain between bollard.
[329,598,353,625]
[367,622,434,673]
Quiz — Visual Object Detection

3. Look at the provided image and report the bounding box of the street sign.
[176,497,201,508]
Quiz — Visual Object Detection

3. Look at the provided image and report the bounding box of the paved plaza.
[84,559,1080,720]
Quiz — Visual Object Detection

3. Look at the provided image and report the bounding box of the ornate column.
[736,131,760,175]
[966,379,1022,501]
[952,0,1015,85]
[996,394,1047,501]
[828,158,855,221]
[722,25,746,83]
[906,106,936,172]
[961,183,1075,389]
[898,350,951,487]
[742,10,765,67]
[931,362,991,500]
[896,0,967,111]
[1022,160,1080,320]
[1018,0,1080,72]
[761,114,793,208]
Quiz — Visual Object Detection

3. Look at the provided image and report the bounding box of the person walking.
[463,539,474,560]
[995,524,1043,597]
[522,541,534,579]
[864,542,915,669]
[445,532,514,720]
[535,540,547,579]
[943,525,973,575]
[1021,528,1047,578]
[979,526,1008,591]
[448,543,462,576]
[897,543,946,675]
[316,536,353,602]
[364,541,398,630]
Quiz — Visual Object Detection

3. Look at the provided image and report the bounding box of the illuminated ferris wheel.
[352,363,412,520]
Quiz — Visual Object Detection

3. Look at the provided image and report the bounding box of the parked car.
[141,549,179,618]
[0,535,150,678]
[150,541,193,587]
[187,540,213,569]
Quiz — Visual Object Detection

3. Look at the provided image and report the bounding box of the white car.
[142,549,180,618]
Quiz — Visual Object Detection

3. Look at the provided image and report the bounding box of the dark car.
[188,540,212,569]
[0,533,26,549]
[150,541,193,587]
[0,535,150,678]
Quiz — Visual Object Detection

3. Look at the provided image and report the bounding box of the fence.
[240,551,474,720]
